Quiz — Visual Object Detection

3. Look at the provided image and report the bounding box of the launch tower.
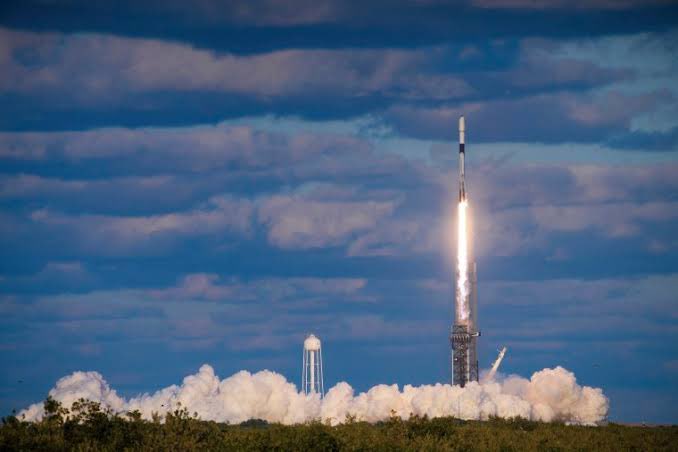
[451,116,480,387]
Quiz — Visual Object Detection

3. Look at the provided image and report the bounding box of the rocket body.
[459,116,466,202]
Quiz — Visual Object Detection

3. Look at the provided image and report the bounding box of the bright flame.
[457,200,469,322]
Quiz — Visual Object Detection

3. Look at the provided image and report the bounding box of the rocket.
[459,116,466,202]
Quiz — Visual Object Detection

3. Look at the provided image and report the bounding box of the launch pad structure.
[451,263,479,386]
[451,116,480,387]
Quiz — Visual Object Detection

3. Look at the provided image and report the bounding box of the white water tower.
[302,334,324,397]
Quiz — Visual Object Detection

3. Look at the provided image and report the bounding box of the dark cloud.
[382,90,671,143]
[483,38,632,93]
[0,27,641,133]
[471,0,674,10]
[1,0,676,53]
[607,126,678,151]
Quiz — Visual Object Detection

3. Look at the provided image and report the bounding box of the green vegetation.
[1,398,676,451]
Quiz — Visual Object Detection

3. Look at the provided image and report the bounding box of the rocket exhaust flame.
[456,115,469,324]
[456,114,469,324]
[483,347,507,383]
[456,199,469,323]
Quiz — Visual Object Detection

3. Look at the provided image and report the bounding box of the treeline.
[1,397,676,451]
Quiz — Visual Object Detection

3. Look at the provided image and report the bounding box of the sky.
[1,0,677,424]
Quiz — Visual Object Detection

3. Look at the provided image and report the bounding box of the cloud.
[0,174,204,215]
[500,38,631,90]
[4,124,678,263]
[258,194,398,249]
[471,0,673,10]
[1,116,677,276]
[0,174,88,197]
[3,0,676,55]
[188,0,342,26]
[382,89,671,143]
[27,195,253,256]
[0,125,421,202]
[0,27,471,106]
[478,274,678,350]
[1,27,657,133]
[0,124,371,170]
[461,161,678,258]
[0,290,164,325]
[0,261,94,294]
[0,272,378,356]
[150,273,367,303]
[347,217,435,257]
[530,201,678,238]
[606,126,678,151]
[18,183,405,256]
[4,270,677,356]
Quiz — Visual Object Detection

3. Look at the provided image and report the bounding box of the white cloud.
[0,27,471,103]
[28,195,253,254]
[258,194,398,249]
[531,201,678,238]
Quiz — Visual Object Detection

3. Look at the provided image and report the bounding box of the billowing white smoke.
[20,365,608,426]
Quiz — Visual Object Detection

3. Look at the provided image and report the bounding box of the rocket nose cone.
[459,116,465,132]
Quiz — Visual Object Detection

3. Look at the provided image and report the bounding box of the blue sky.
[1,0,677,424]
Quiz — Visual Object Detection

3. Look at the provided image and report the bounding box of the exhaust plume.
[483,347,507,383]
[457,200,470,322]
[20,364,608,426]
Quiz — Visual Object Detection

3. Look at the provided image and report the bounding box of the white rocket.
[459,116,466,202]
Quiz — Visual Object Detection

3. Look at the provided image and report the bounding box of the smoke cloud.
[20,365,608,425]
